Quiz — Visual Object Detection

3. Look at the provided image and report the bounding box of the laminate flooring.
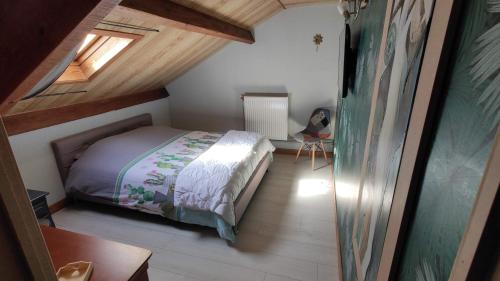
[52,154,339,281]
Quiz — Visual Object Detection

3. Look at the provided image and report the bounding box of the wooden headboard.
[51,114,153,183]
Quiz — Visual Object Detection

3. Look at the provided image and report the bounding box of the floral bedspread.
[113,131,222,215]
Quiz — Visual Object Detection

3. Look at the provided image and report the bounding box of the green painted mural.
[334,0,436,279]
[398,0,499,280]
[333,0,388,280]
[352,0,434,280]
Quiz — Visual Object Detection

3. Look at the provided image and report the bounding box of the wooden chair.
[293,108,332,170]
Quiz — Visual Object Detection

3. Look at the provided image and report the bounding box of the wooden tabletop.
[41,226,152,281]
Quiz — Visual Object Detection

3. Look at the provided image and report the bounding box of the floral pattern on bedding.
[113,131,223,215]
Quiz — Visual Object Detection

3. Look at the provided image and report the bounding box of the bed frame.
[51,113,271,226]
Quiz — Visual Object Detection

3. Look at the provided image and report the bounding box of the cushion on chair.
[293,108,332,143]
[293,132,331,143]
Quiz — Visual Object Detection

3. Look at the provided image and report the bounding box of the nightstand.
[27,189,55,227]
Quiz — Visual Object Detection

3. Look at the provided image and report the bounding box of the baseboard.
[330,164,345,281]
[48,198,68,214]
[274,148,333,158]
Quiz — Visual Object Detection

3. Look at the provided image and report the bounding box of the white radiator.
[243,93,288,141]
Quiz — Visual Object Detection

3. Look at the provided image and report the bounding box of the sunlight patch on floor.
[297,178,330,197]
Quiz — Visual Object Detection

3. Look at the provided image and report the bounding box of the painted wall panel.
[334,0,436,279]
[398,0,499,279]
[333,0,388,280]
[351,0,434,280]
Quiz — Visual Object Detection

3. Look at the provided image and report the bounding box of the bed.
[51,114,274,241]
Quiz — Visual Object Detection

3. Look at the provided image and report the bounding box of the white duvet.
[174,130,275,225]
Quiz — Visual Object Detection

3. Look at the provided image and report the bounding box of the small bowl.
[56,261,93,281]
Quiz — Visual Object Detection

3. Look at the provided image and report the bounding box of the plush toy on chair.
[293,108,332,170]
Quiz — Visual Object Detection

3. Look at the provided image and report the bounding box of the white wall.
[8,97,171,205]
[167,3,343,148]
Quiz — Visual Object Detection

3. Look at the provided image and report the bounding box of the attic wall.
[8,97,171,205]
[166,3,343,148]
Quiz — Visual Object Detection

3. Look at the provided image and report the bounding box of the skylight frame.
[55,29,142,84]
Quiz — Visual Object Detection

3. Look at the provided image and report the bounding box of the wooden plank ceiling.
[7,0,333,115]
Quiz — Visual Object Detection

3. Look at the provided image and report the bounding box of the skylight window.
[56,30,141,84]
[77,34,97,54]
[92,37,133,70]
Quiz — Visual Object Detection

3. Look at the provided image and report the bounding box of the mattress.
[64,126,274,241]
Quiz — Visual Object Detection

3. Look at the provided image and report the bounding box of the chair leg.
[320,140,328,162]
[295,143,304,162]
[312,143,316,170]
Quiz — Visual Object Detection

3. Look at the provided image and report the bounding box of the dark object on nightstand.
[27,189,55,227]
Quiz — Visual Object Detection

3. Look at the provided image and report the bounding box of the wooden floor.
[52,154,339,281]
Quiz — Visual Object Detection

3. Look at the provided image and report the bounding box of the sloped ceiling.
[7,0,334,115]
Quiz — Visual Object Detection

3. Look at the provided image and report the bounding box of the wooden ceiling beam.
[118,0,255,44]
[3,88,169,136]
[0,0,120,113]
